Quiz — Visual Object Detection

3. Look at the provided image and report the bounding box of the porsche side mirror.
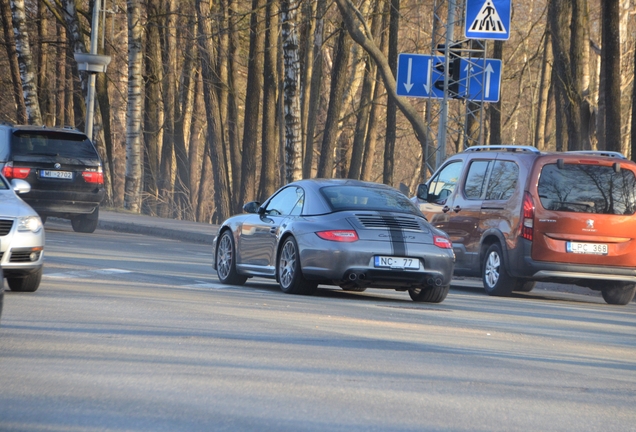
[11,179,31,195]
[243,201,261,214]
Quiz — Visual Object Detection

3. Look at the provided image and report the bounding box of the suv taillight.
[522,192,534,241]
[82,170,104,184]
[2,162,30,180]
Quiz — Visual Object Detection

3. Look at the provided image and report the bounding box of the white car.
[0,176,44,292]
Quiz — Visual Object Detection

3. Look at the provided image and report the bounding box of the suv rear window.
[538,163,636,215]
[11,131,98,159]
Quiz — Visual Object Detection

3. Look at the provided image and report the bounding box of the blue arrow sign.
[396,53,445,99]
[459,58,502,102]
[465,0,511,40]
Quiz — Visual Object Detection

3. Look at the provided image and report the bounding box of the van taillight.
[522,192,534,241]
[2,162,30,179]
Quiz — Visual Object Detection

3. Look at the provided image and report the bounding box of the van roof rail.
[566,150,627,159]
[464,145,541,154]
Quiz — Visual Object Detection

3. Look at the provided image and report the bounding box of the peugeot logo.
[586,219,594,229]
[54,163,61,169]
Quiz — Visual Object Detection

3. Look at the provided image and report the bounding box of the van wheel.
[601,283,636,305]
[71,207,99,233]
[409,285,449,303]
[482,243,516,297]
[514,281,537,292]
[7,268,42,292]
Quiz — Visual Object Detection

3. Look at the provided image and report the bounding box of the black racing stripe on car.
[380,215,406,256]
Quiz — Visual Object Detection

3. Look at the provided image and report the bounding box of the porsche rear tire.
[278,237,317,295]
[409,284,449,303]
[216,230,247,286]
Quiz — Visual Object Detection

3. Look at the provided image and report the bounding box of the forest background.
[1,0,635,223]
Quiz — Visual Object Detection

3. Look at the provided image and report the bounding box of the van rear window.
[538,164,636,215]
[11,131,99,159]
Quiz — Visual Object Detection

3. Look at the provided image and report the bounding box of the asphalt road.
[1,221,635,431]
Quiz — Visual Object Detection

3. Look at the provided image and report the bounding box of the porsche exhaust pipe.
[348,273,357,281]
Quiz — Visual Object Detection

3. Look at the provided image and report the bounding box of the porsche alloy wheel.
[278,237,317,295]
[216,231,247,285]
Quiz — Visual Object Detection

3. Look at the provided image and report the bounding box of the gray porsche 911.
[211,179,455,302]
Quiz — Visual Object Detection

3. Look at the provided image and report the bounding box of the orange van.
[414,145,636,305]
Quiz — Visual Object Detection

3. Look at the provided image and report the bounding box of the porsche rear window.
[321,186,420,215]
[538,163,636,215]
[11,131,99,159]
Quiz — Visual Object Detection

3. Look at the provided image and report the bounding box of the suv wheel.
[71,207,99,233]
[601,283,636,305]
[482,243,516,297]
[7,268,42,292]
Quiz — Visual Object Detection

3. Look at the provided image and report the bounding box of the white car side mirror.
[11,179,31,194]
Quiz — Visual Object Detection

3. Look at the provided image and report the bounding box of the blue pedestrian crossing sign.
[465,0,511,40]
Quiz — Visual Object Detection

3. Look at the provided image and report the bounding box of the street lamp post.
[74,0,111,141]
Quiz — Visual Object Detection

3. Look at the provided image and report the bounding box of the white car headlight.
[18,216,43,233]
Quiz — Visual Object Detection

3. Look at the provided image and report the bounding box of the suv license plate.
[566,242,608,255]
[40,170,72,179]
[374,256,420,270]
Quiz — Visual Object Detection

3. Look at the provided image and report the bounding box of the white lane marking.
[45,268,132,278]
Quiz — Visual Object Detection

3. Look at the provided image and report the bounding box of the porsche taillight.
[522,192,534,241]
[434,235,452,249]
[316,230,359,242]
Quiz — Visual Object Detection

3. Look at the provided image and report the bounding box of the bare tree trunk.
[11,0,43,125]
[196,0,231,223]
[303,0,327,179]
[300,0,316,158]
[157,0,177,218]
[258,0,279,201]
[0,0,26,123]
[548,0,571,151]
[534,33,552,150]
[174,10,196,220]
[601,0,621,153]
[317,23,351,178]
[143,4,163,215]
[124,0,144,213]
[383,0,399,186]
[226,0,242,210]
[37,3,53,126]
[281,0,303,183]
[631,39,636,162]
[54,22,66,126]
[239,0,266,206]
[189,71,205,213]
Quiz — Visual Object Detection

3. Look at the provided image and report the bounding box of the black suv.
[413,145,636,305]
[0,124,105,233]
